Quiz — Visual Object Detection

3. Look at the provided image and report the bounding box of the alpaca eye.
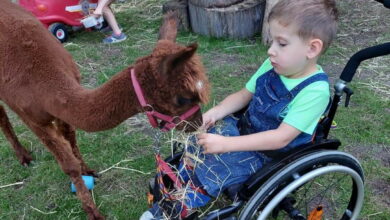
[177,97,193,106]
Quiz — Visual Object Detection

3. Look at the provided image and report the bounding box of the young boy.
[141,0,338,219]
[93,0,126,43]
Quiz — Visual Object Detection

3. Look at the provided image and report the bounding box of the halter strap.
[130,68,200,132]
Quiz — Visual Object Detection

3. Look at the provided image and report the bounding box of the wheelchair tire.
[239,150,364,220]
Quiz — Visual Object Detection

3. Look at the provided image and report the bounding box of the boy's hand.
[201,108,221,130]
[197,133,226,154]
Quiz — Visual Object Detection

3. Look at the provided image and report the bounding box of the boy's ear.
[307,38,323,59]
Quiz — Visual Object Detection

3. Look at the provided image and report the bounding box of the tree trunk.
[188,0,266,39]
[261,0,280,45]
[162,0,190,31]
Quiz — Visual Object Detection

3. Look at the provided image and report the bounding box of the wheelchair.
[149,1,390,219]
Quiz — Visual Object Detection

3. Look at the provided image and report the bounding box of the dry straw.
[150,120,232,219]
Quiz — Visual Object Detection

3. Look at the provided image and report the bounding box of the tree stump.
[162,0,190,31]
[188,0,266,39]
[261,0,280,45]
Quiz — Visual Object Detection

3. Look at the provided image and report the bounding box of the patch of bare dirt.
[228,65,258,77]
[204,52,242,68]
[367,178,390,208]
[324,0,390,99]
[321,62,343,83]
[344,144,390,167]
[124,114,155,137]
[344,144,390,209]
[337,0,390,49]
[203,52,259,79]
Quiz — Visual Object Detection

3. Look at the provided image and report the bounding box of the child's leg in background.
[101,3,122,35]
[94,0,112,15]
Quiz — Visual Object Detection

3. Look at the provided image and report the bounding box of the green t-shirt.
[245,58,330,135]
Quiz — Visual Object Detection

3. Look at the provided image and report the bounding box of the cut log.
[162,0,190,31]
[191,0,243,8]
[261,0,280,45]
[188,0,266,39]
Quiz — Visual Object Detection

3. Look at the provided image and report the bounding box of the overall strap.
[264,69,291,98]
[289,73,329,97]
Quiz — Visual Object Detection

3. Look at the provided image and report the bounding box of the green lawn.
[0,0,389,219]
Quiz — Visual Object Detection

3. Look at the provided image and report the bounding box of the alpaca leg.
[55,119,97,176]
[24,121,104,220]
[0,105,33,166]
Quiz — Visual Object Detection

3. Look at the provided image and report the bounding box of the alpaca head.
[135,40,210,132]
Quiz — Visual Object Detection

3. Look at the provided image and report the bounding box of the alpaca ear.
[159,43,198,78]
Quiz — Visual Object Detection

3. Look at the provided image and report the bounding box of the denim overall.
[188,69,329,198]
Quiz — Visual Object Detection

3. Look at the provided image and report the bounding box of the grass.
[1,0,389,219]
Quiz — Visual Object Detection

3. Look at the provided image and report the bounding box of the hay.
[148,120,233,219]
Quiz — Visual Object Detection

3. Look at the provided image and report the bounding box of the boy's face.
[267,20,314,78]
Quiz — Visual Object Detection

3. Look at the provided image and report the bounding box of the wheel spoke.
[239,151,364,220]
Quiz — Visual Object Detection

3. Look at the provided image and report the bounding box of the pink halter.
[130,68,200,132]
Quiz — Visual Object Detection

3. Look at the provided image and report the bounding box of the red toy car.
[18,0,105,43]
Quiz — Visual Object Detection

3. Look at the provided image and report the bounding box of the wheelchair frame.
[151,1,390,219]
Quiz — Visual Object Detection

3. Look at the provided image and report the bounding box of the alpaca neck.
[52,66,147,132]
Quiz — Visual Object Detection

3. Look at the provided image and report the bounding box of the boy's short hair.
[268,0,338,53]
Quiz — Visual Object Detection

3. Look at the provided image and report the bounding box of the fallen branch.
[0,181,24,189]
[30,206,57,215]
[114,166,151,175]
[367,211,383,217]
[98,159,151,175]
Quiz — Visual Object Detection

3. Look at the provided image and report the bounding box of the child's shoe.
[103,32,127,44]
[100,25,123,34]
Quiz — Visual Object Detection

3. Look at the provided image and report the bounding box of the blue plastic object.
[71,175,95,192]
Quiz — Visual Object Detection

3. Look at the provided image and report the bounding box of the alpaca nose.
[176,108,202,132]
[187,109,203,132]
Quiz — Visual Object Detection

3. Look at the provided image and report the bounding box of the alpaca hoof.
[83,169,99,178]
[88,211,105,220]
[19,155,33,166]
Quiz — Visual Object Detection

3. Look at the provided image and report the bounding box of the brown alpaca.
[0,2,209,219]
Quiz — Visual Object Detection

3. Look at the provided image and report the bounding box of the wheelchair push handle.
[339,42,390,82]
[374,0,390,8]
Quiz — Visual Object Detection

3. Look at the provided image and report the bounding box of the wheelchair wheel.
[239,151,364,220]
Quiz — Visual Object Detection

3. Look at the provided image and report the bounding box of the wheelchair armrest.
[238,139,341,200]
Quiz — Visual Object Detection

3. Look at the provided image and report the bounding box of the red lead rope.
[155,154,208,218]
[155,154,188,218]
